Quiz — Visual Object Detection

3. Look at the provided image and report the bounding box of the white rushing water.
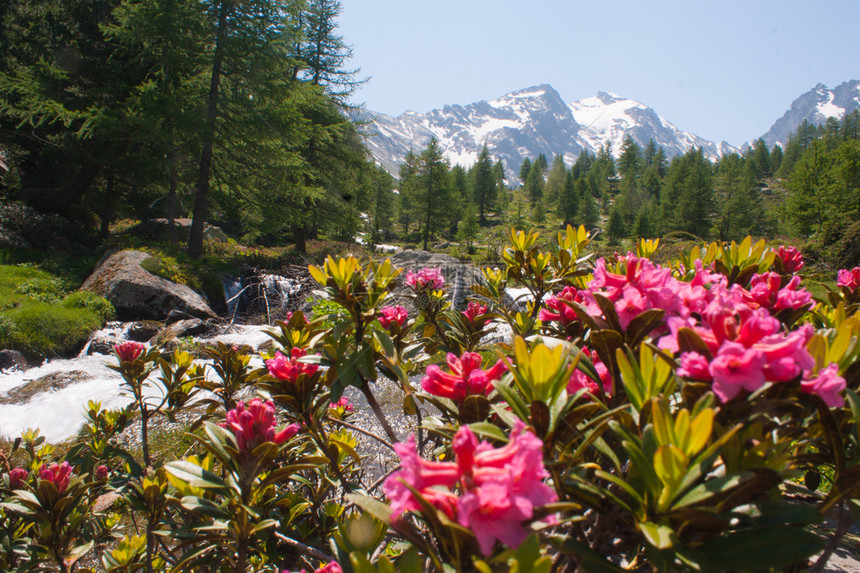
[0,324,275,443]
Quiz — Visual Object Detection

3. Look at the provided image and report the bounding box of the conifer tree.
[559,170,578,223]
[519,157,532,184]
[607,206,626,245]
[472,144,496,222]
[580,185,599,230]
[417,138,450,250]
[544,154,567,214]
[294,0,363,106]
[525,161,544,205]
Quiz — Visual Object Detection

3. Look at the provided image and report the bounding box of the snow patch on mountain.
[762,80,860,148]
[361,84,740,182]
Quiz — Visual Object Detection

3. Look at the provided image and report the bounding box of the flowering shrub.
[384,421,556,556]
[421,351,507,402]
[377,305,408,331]
[2,229,859,573]
[222,399,300,453]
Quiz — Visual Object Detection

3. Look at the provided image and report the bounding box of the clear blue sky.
[338,0,860,147]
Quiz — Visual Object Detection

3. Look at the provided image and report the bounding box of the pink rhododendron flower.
[96,465,109,481]
[8,467,27,489]
[378,305,408,330]
[329,396,354,412]
[587,254,683,329]
[677,352,712,381]
[383,435,460,518]
[222,399,300,453]
[114,341,144,362]
[462,301,488,323]
[568,348,613,397]
[39,461,72,494]
[708,343,767,402]
[456,477,533,555]
[539,286,587,326]
[385,422,557,556]
[775,246,804,273]
[664,283,817,402]
[739,272,812,312]
[801,364,846,408]
[837,267,860,292]
[421,352,507,402]
[266,347,320,383]
[404,267,444,290]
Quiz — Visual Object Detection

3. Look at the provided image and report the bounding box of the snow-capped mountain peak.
[361,84,738,181]
[762,80,860,148]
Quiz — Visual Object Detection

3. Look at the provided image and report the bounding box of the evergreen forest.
[1,0,859,273]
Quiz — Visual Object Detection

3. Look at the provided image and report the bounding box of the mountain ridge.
[361,80,860,182]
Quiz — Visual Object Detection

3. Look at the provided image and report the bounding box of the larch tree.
[472,144,496,222]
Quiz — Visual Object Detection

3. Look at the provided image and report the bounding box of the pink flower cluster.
[8,467,28,489]
[266,348,320,383]
[404,267,444,290]
[462,301,488,323]
[775,246,804,273]
[329,396,354,412]
[39,461,72,494]
[378,305,408,330]
[801,364,847,408]
[422,352,508,402]
[837,267,860,292]
[587,254,691,329]
[384,422,557,556]
[735,272,813,312]
[96,465,109,481]
[539,286,587,327]
[114,341,144,363]
[222,399,300,453]
[568,348,613,398]
[665,286,845,406]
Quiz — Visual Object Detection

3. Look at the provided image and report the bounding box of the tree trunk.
[293,224,307,253]
[189,0,229,259]
[98,173,115,242]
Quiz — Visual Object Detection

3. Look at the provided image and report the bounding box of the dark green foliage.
[607,206,626,245]
[525,161,544,205]
[471,144,496,221]
[0,0,373,256]
[659,148,714,239]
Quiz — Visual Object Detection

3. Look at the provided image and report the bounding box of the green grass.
[0,264,114,359]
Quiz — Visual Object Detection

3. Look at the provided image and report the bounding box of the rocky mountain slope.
[361,84,737,181]
[761,80,860,148]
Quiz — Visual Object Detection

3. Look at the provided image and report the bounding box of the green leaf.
[66,539,94,563]
[698,526,824,571]
[672,473,744,510]
[165,461,227,490]
[638,521,675,549]
[180,496,230,519]
[346,494,393,525]
[468,422,508,441]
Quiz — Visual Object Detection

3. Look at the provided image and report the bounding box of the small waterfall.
[223,276,243,316]
[222,268,302,320]
[259,273,301,308]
